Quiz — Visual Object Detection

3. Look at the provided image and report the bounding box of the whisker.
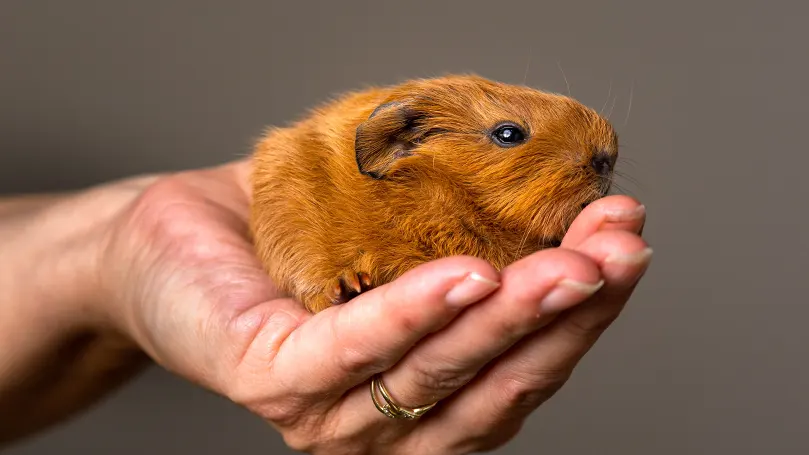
[615,161,643,177]
[616,155,639,166]
[609,182,638,198]
[601,78,613,115]
[614,150,643,171]
[623,78,635,127]
[607,94,618,120]
[557,61,571,96]
[612,173,642,192]
[523,52,533,86]
[614,177,643,193]
[614,168,642,182]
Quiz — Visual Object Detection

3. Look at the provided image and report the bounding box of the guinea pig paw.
[326,270,374,305]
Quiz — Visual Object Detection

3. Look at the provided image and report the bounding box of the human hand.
[90,160,650,454]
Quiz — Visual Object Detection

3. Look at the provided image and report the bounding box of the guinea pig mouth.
[580,195,600,209]
[600,179,613,196]
[579,178,613,210]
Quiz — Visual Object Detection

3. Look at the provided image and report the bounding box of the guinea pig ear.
[354,100,426,179]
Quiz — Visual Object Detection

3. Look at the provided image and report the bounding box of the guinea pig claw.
[327,270,374,305]
[358,272,372,290]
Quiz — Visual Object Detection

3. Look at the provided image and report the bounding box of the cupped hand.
[95,160,651,454]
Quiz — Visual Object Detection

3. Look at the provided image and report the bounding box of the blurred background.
[2,0,807,453]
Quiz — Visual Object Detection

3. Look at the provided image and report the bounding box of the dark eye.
[491,123,527,147]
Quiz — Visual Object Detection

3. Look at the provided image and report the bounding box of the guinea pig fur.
[249,74,618,313]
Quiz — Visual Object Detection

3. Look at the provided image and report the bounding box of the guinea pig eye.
[490,123,527,147]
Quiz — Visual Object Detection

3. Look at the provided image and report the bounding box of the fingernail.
[541,278,605,313]
[602,204,646,222]
[604,247,654,265]
[445,272,501,308]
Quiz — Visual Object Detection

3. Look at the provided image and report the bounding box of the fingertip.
[500,247,604,309]
[592,194,643,211]
[575,230,653,288]
[507,247,602,284]
[444,270,502,309]
[408,255,501,286]
[378,255,502,308]
[578,229,650,260]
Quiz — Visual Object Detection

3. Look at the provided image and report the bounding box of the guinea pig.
[249,74,618,313]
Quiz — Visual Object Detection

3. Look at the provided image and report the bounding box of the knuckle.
[336,343,382,376]
[456,422,524,454]
[255,401,305,428]
[395,310,424,335]
[386,295,426,334]
[130,177,188,219]
[230,309,300,369]
[330,310,386,375]
[123,178,197,242]
[493,307,537,339]
[281,430,319,453]
[280,415,364,455]
[560,308,619,340]
[227,378,310,429]
[499,381,547,414]
[409,357,477,394]
[498,370,570,412]
[230,387,308,429]
[254,398,342,452]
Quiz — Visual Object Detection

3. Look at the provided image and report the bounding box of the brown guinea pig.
[249,74,618,313]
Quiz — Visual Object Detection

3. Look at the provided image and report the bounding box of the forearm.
[0,193,70,218]
[0,186,151,446]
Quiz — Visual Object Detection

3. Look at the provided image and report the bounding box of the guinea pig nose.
[590,151,613,177]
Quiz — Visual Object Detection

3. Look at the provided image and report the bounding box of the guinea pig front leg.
[310,249,425,312]
[324,269,375,306]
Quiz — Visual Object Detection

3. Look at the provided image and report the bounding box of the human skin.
[0,160,651,454]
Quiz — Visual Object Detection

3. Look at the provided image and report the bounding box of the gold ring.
[370,374,438,420]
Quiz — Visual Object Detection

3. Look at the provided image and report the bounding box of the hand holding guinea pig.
[5,75,651,454]
[87,158,650,454]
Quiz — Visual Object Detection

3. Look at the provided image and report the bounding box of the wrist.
[11,209,94,327]
[3,191,116,335]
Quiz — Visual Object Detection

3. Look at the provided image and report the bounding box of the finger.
[336,247,603,434]
[561,195,646,248]
[367,248,602,410]
[415,230,652,452]
[269,256,502,399]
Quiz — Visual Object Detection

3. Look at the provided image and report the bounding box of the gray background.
[2,0,807,453]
